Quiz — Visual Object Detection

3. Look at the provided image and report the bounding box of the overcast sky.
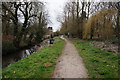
[18,0,67,32]
[41,0,67,32]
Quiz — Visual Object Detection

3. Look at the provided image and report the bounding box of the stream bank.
[2,39,49,68]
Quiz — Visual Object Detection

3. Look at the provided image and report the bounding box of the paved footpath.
[52,36,88,78]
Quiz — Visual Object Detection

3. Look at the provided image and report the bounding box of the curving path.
[52,35,88,78]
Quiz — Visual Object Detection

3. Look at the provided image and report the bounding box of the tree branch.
[19,7,25,16]
[28,14,37,19]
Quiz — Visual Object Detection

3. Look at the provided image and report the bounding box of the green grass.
[70,38,119,78]
[2,37,64,78]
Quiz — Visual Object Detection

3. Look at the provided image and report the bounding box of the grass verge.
[69,38,119,78]
[2,37,64,78]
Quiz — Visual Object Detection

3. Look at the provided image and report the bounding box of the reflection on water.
[2,39,49,68]
[2,50,26,68]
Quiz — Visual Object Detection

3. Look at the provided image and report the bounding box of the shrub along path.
[53,36,88,78]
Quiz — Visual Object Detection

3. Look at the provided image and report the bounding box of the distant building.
[44,27,53,39]
[48,27,53,32]
[48,27,53,34]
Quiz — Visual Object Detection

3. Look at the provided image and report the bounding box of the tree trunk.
[117,2,120,53]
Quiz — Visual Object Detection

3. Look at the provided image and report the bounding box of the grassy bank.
[2,37,64,78]
[70,38,119,78]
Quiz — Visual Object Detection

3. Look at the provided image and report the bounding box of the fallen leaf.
[44,62,52,67]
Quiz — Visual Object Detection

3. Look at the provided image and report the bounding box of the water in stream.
[2,39,49,68]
